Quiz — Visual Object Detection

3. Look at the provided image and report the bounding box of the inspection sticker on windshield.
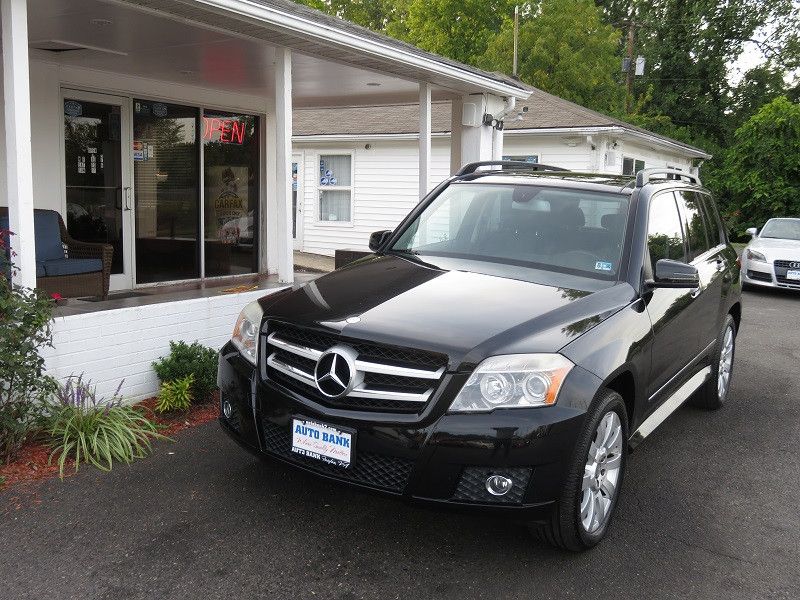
[291,418,353,468]
[595,261,613,271]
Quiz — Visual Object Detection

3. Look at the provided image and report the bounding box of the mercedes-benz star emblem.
[314,345,359,398]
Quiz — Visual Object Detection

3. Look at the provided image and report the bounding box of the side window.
[698,193,726,246]
[623,157,646,175]
[675,190,711,261]
[647,193,686,272]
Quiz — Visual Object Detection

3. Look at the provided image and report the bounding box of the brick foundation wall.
[41,288,286,401]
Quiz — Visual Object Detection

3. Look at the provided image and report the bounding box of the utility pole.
[625,18,635,113]
[512,4,519,79]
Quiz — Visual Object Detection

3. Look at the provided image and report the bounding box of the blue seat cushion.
[34,210,65,261]
[42,258,102,277]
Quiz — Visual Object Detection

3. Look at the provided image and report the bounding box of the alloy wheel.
[717,325,735,400]
[580,411,623,534]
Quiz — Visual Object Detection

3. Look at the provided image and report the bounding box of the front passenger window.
[647,193,686,272]
[676,191,711,261]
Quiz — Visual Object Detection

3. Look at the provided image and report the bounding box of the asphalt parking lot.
[2,287,799,600]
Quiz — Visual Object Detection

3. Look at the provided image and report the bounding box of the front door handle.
[123,187,132,211]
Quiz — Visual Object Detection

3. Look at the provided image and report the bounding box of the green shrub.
[45,375,165,476]
[0,229,57,464]
[152,341,218,402]
[155,374,194,413]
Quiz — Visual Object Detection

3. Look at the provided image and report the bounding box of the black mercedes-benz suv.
[218,162,741,551]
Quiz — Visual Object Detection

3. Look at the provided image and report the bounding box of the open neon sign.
[202,116,246,144]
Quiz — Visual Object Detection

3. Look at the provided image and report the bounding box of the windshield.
[391,183,629,280]
[760,219,800,241]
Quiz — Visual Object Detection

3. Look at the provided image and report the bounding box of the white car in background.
[741,218,800,290]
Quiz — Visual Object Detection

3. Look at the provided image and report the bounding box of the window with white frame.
[622,157,645,175]
[318,154,353,222]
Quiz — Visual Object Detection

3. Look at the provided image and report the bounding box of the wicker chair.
[0,207,113,299]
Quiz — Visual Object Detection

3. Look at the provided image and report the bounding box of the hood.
[262,255,637,370]
[750,237,800,255]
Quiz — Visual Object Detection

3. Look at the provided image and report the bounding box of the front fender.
[559,298,652,428]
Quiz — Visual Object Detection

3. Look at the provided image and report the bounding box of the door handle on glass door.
[124,187,132,211]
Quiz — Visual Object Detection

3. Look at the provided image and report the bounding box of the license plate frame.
[290,417,355,469]
[786,269,800,281]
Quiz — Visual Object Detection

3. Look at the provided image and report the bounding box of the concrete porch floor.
[55,272,321,317]
[293,250,336,273]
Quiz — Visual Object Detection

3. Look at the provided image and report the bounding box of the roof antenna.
[512,5,520,80]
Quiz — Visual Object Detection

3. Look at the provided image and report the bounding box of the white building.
[292,90,711,256]
[0,0,529,399]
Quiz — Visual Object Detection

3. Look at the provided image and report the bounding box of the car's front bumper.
[741,259,800,290]
[217,342,601,520]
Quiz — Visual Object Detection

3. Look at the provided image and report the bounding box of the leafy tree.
[293,0,398,31]
[594,0,800,145]
[389,0,516,64]
[714,97,800,238]
[731,65,795,128]
[480,0,624,114]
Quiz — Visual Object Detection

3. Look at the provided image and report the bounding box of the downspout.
[494,96,517,123]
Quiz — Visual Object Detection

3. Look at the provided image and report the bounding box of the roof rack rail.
[636,168,701,187]
[456,161,569,176]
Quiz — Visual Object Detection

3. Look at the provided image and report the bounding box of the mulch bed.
[0,393,219,494]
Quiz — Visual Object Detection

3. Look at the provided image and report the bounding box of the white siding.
[295,137,451,256]
[609,138,694,174]
[502,134,598,171]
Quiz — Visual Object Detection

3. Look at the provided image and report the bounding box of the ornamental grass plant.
[45,375,165,476]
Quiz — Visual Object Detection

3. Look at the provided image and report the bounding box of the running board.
[629,366,712,449]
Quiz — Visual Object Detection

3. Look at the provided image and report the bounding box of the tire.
[532,389,629,551]
[691,314,736,410]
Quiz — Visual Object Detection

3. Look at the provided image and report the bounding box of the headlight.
[231,300,263,364]
[449,354,574,413]
[745,248,767,262]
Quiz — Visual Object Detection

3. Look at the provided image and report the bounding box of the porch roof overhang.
[25,0,530,108]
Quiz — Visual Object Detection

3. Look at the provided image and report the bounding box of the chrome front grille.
[773,260,800,286]
[262,322,446,412]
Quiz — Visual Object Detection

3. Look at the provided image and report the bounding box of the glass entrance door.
[63,92,133,290]
[133,100,199,284]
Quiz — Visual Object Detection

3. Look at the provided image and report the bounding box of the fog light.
[222,400,233,419]
[485,474,513,496]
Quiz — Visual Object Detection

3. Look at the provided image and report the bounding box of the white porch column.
[274,47,293,283]
[2,0,35,289]
[449,96,463,175]
[460,93,504,166]
[418,82,431,199]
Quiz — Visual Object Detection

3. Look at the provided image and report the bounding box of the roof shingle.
[293,87,708,156]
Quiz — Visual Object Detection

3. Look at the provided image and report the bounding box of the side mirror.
[368,230,392,252]
[651,259,700,288]
[745,227,758,237]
